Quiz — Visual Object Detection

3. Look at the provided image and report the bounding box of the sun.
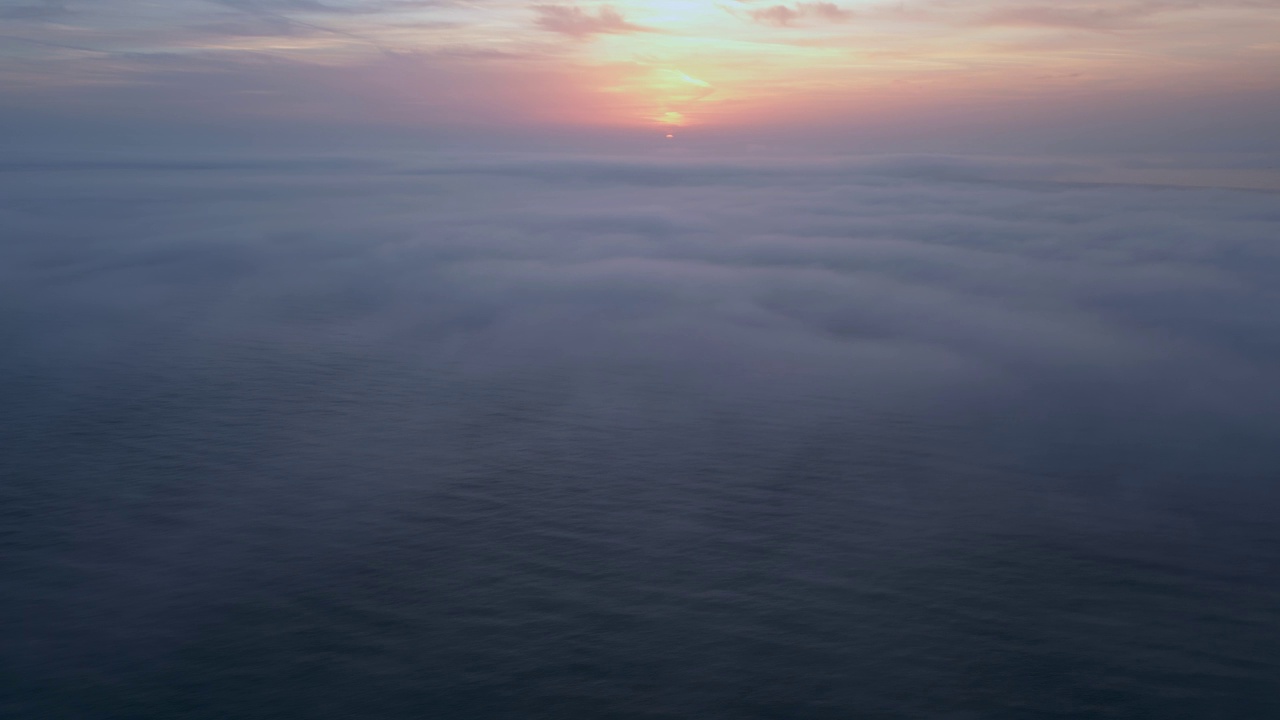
[598,63,719,128]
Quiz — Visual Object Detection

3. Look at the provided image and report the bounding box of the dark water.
[3,154,1279,719]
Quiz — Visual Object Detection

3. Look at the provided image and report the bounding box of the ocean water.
[2,153,1279,719]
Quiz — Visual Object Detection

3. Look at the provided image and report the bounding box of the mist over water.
[3,152,1279,719]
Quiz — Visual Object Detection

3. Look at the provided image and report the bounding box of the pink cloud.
[751,2,850,27]
[533,4,651,38]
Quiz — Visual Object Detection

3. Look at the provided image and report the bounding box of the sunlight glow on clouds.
[1,0,1278,143]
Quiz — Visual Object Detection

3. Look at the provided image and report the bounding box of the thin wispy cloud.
[0,0,70,20]
[750,2,851,27]
[533,4,652,38]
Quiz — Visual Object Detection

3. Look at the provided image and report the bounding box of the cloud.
[975,3,1159,30]
[4,151,1278,417]
[532,4,651,38]
[211,0,447,15]
[0,0,70,19]
[750,2,851,27]
[4,151,1280,711]
[966,0,1280,30]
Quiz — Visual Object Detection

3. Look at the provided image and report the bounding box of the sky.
[2,0,1280,151]
[4,8,1280,714]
